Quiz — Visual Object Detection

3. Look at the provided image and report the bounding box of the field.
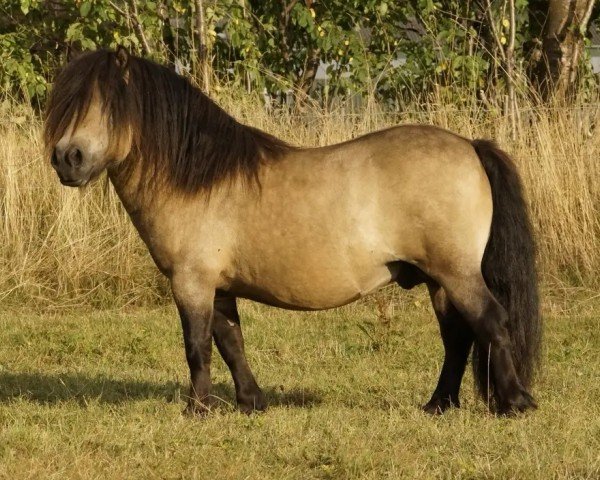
[1,93,600,478]
[0,297,599,479]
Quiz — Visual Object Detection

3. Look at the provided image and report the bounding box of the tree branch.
[128,0,152,54]
[483,0,507,62]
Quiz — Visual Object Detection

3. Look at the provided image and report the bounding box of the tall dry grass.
[0,93,598,308]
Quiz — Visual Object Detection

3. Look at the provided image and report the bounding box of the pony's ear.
[115,45,129,70]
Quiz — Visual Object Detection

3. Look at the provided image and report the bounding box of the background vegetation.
[0,3,599,478]
[1,91,598,308]
[0,1,598,307]
[1,0,599,107]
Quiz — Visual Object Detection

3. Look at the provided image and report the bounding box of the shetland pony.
[44,48,541,415]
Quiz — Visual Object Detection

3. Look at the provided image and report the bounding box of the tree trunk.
[194,0,210,93]
[294,46,320,108]
[531,0,596,101]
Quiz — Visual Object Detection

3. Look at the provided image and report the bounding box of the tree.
[2,0,600,108]
[530,0,596,101]
[217,1,408,105]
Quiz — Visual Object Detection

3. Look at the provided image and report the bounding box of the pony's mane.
[44,49,292,194]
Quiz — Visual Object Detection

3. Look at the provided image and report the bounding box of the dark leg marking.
[176,301,214,415]
[213,295,265,414]
[443,275,537,415]
[423,282,474,414]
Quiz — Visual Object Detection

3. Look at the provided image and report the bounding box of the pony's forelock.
[44,50,130,159]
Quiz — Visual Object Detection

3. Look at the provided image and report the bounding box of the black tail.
[472,139,542,398]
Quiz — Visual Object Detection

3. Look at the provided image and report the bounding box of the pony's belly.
[229,263,396,310]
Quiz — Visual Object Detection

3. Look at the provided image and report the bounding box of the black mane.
[45,49,292,194]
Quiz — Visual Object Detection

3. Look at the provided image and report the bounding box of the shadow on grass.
[0,371,180,406]
[0,371,322,409]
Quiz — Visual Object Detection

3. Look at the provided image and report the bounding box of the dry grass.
[0,301,598,479]
[0,100,167,308]
[0,94,599,308]
[1,91,599,478]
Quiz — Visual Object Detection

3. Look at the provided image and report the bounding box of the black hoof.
[496,389,538,416]
[237,390,267,415]
[422,396,459,415]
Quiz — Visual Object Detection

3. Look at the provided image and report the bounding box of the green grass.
[0,297,599,479]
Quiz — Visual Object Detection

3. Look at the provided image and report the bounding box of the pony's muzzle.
[51,145,88,187]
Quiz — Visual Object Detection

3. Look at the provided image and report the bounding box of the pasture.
[2,0,600,476]
[0,297,599,479]
[1,86,599,479]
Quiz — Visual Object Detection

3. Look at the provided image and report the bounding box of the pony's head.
[46,47,291,193]
[45,47,133,187]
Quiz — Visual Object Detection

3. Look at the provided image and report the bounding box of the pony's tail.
[472,139,542,399]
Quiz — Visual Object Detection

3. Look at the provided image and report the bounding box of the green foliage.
[209,0,409,97]
[0,1,597,105]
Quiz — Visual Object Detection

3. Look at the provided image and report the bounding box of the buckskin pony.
[44,48,541,416]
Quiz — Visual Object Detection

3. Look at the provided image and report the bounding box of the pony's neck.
[123,59,291,195]
[107,153,151,217]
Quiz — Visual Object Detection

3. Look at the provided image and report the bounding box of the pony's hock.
[44,47,542,417]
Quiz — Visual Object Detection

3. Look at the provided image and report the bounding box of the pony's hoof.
[422,396,458,415]
[238,391,267,415]
[496,389,537,416]
[182,399,213,417]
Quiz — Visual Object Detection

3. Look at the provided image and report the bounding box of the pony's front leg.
[172,273,216,415]
[213,296,266,414]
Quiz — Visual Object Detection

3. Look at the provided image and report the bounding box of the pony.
[44,47,541,416]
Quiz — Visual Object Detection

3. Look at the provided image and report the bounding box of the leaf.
[80,1,92,17]
[81,37,96,49]
[20,0,30,15]
[66,23,84,42]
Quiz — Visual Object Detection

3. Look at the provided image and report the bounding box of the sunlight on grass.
[0,301,598,479]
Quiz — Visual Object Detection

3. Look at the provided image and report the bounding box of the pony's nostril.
[51,149,59,167]
[66,147,83,167]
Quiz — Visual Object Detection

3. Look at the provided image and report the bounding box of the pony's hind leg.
[423,282,474,414]
[440,272,537,414]
[213,295,265,414]
[395,263,472,413]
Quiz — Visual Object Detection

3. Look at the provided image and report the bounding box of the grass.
[0,297,599,479]
[0,88,599,478]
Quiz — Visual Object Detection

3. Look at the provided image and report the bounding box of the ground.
[0,295,599,479]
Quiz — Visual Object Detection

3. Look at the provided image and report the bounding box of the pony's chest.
[126,206,224,278]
